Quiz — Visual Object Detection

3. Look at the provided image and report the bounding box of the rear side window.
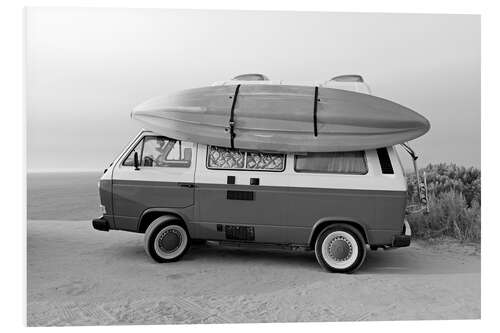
[376,148,394,174]
[207,146,285,172]
[294,151,368,174]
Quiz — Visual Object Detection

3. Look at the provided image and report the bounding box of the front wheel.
[144,216,190,263]
[315,224,366,273]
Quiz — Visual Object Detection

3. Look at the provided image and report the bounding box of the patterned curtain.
[207,146,285,171]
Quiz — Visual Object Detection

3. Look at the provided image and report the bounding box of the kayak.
[131,84,430,152]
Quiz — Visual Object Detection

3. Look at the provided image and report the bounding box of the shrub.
[406,163,481,242]
[407,191,481,241]
[407,163,480,206]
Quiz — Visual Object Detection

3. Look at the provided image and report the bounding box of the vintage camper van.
[92,130,416,273]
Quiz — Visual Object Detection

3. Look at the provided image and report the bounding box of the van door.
[193,145,290,243]
[112,134,196,231]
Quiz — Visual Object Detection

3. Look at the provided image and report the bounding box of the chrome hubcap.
[158,229,182,253]
[328,236,353,261]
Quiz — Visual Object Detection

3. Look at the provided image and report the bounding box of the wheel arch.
[137,208,189,234]
[308,218,369,247]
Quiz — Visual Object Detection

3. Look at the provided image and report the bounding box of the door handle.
[177,182,195,188]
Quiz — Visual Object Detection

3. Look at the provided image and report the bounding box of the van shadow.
[185,242,320,270]
[106,240,319,270]
[113,242,479,276]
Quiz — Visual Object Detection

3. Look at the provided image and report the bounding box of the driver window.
[123,136,193,168]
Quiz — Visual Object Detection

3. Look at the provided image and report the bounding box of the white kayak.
[131,83,430,152]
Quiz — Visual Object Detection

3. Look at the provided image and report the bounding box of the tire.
[314,224,366,273]
[144,216,190,263]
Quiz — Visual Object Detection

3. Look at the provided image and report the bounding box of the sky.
[26,8,480,172]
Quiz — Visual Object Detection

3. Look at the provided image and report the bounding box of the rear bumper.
[92,216,110,232]
[392,219,411,247]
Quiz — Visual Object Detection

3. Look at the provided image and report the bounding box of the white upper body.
[105,130,407,193]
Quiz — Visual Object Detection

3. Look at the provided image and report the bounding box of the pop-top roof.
[212,73,371,94]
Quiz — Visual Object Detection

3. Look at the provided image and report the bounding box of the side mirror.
[134,151,140,170]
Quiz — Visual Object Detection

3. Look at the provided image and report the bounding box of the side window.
[294,151,368,174]
[376,148,394,174]
[207,146,245,169]
[207,146,285,172]
[246,152,285,171]
[123,139,144,166]
[123,136,193,168]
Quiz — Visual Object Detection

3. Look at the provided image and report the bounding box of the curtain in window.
[295,151,367,174]
[208,146,285,171]
[246,152,284,170]
[208,146,245,169]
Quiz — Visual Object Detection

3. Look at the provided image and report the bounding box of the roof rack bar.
[229,84,241,148]
[313,86,319,137]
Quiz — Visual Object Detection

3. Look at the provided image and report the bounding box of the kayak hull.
[132,84,430,152]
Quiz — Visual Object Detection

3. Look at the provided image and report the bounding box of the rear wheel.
[314,224,366,273]
[144,216,190,263]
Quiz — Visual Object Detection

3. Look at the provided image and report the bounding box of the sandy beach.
[27,219,480,326]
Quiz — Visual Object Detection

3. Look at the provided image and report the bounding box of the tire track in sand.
[174,297,231,323]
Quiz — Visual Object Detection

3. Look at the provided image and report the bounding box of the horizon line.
[28,168,103,174]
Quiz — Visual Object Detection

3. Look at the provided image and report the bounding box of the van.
[92,130,420,273]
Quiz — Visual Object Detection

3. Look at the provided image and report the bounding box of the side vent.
[225,225,255,241]
[227,190,254,201]
[376,148,394,174]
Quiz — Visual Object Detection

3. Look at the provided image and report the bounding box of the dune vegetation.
[406,163,481,242]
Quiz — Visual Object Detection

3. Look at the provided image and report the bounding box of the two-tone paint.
[97,130,408,247]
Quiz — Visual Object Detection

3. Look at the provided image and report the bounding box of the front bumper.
[392,219,411,247]
[92,216,110,232]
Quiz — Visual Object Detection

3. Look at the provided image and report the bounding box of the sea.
[27,171,102,220]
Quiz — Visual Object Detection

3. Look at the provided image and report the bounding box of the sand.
[27,220,480,326]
